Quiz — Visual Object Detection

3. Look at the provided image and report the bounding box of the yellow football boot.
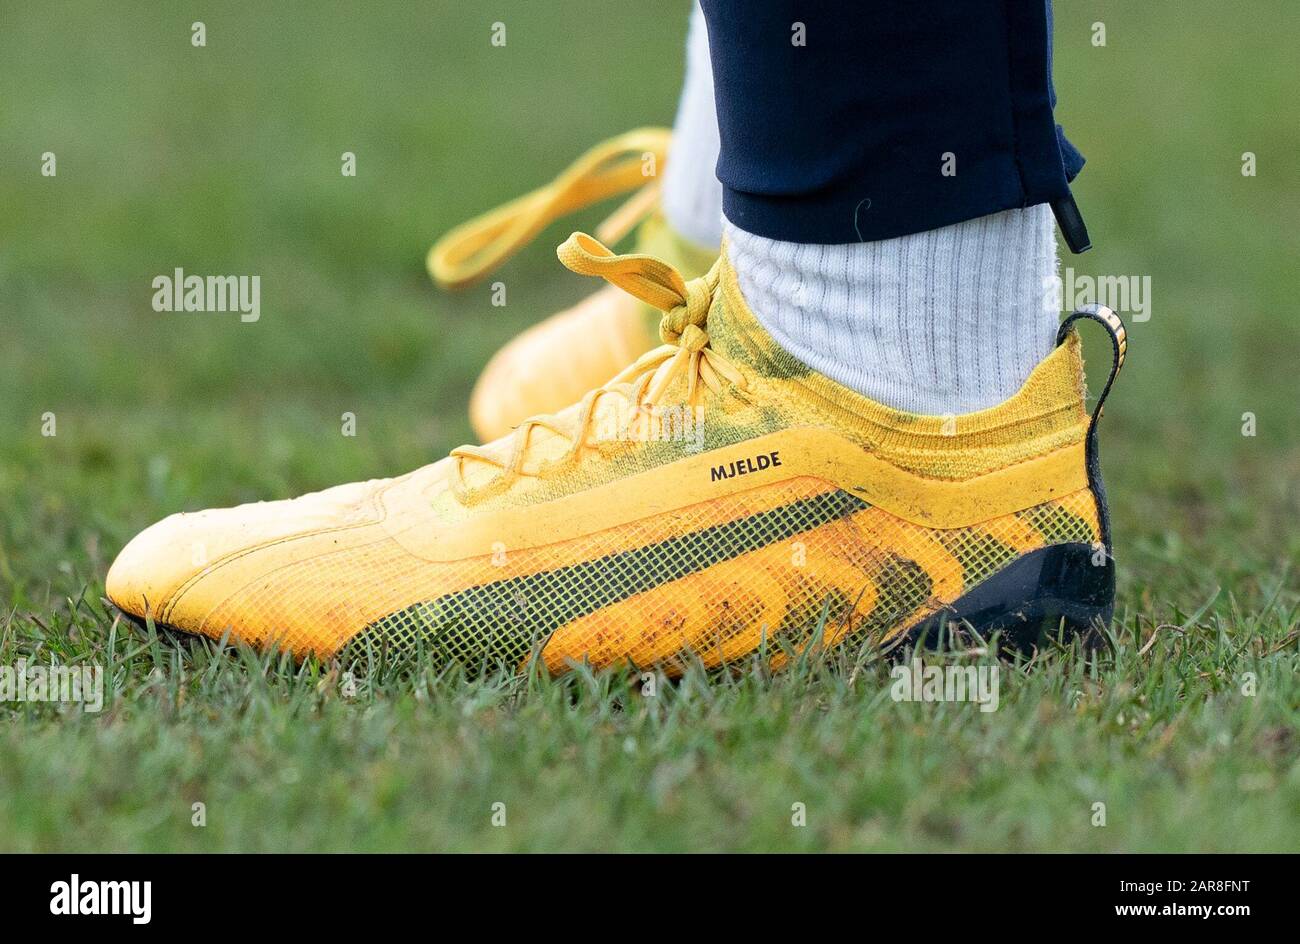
[428,128,716,442]
[107,234,1125,673]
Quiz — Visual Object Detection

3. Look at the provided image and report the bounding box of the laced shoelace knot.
[446,233,746,497]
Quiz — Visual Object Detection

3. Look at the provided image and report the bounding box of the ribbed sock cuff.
[725,206,1060,414]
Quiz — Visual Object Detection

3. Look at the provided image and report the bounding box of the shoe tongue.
[692,257,752,363]
[632,214,719,337]
[706,249,817,383]
[634,212,717,280]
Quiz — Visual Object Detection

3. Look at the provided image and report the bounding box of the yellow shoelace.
[448,233,747,494]
[427,128,671,289]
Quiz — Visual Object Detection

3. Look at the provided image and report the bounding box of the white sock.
[661,2,723,249]
[725,205,1060,414]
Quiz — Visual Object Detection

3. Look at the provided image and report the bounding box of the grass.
[1,1,1297,851]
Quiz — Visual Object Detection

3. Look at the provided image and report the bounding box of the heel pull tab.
[1056,303,1126,428]
[1056,304,1126,555]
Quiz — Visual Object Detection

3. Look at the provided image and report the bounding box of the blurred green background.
[0,2,1296,851]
